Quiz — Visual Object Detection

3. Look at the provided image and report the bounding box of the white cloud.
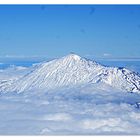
[103,53,112,57]
[42,113,72,121]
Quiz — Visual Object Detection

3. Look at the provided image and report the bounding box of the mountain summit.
[63,53,81,61]
[0,54,140,93]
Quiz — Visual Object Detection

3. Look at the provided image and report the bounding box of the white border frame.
[0,0,140,4]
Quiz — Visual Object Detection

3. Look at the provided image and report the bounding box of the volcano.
[0,53,140,93]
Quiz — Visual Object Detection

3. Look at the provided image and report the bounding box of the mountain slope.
[0,54,140,93]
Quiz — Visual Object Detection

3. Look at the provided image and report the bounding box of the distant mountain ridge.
[0,54,140,93]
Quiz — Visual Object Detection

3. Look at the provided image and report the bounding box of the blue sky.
[0,5,140,59]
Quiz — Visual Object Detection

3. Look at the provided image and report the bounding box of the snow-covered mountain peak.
[0,54,140,94]
[60,53,81,62]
